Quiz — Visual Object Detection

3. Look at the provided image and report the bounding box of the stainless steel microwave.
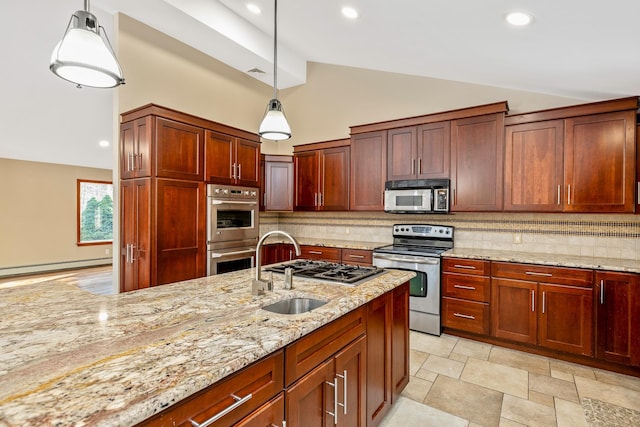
[384,179,450,213]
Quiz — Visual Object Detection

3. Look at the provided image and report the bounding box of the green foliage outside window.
[78,180,113,244]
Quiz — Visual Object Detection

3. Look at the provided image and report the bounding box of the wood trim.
[262,154,293,162]
[121,103,260,142]
[349,101,509,134]
[505,96,640,125]
[292,138,350,153]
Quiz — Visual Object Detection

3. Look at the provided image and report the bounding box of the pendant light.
[50,0,125,88]
[258,0,291,140]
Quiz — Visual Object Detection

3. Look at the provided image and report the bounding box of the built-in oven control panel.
[208,184,258,201]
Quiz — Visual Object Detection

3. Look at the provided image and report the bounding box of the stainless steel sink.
[262,298,326,315]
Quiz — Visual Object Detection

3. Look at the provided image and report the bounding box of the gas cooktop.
[265,260,386,285]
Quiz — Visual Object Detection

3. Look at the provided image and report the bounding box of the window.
[77,180,113,245]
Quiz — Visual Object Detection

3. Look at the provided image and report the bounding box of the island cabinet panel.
[121,116,152,179]
[286,358,335,427]
[504,120,564,211]
[491,262,594,356]
[138,350,284,427]
[235,393,284,427]
[350,131,387,211]
[450,113,505,211]
[205,130,260,187]
[564,111,636,212]
[442,258,491,335]
[391,283,410,401]
[595,271,640,366]
[155,117,204,181]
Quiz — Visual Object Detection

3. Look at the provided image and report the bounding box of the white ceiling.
[3,1,640,170]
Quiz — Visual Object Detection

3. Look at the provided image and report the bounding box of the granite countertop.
[444,248,640,274]
[0,267,414,427]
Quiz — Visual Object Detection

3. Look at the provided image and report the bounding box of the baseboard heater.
[0,257,112,278]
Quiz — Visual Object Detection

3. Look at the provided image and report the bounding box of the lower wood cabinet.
[442,258,491,335]
[595,271,640,366]
[342,248,373,266]
[235,393,285,427]
[298,245,342,262]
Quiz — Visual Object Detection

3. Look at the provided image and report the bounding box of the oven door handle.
[210,249,256,258]
[373,254,439,265]
[210,200,257,206]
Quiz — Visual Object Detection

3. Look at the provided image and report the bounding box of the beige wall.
[117,15,584,156]
[0,158,113,273]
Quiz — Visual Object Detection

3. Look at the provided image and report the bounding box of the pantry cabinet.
[120,178,151,292]
[205,130,260,187]
[294,140,350,211]
[350,131,387,211]
[595,271,640,366]
[491,262,594,356]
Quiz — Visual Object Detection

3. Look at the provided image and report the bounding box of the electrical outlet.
[105,248,111,255]
[513,233,522,244]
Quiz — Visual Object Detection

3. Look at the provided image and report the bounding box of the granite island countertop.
[0,266,414,426]
[444,248,640,274]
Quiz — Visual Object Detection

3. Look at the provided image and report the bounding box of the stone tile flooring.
[380,332,640,427]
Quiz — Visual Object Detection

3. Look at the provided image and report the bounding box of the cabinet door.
[234,393,284,427]
[366,292,392,427]
[504,120,564,211]
[350,131,387,211]
[236,138,260,187]
[417,122,450,179]
[120,178,151,292]
[491,278,537,344]
[391,283,410,402]
[334,336,367,427]
[450,113,504,211]
[120,116,152,179]
[155,179,206,285]
[155,118,204,181]
[538,283,593,356]
[320,146,350,211]
[387,127,417,181]
[564,111,636,212]
[205,130,235,184]
[286,358,335,427]
[595,271,640,366]
[294,151,319,210]
[264,160,293,211]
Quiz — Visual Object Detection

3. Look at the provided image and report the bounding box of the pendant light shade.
[50,1,124,88]
[258,0,291,141]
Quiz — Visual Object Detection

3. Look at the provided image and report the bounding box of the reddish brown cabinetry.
[341,248,373,266]
[294,140,350,211]
[595,271,640,366]
[450,113,506,211]
[120,116,152,179]
[120,178,151,292]
[491,262,594,356]
[387,123,450,181]
[155,118,204,181]
[299,245,342,262]
[349,131,387,211]
[260,155,293,211]
[442,258,491,335]
[205,131,260,187]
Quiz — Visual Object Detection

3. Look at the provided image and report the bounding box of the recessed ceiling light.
[505,11,534,26]
[247,3,261,15]
[98,140,110,148]
[342,6,359,20]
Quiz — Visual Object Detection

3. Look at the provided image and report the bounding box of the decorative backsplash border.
[261,211,640,238]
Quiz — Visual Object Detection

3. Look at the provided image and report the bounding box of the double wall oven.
[207,184,259,275]
[373,224,454,336]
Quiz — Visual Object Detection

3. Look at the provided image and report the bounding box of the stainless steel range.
[372,224,454,335]
[265,260,385,286]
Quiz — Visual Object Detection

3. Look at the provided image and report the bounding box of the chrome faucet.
[252,230,301,295]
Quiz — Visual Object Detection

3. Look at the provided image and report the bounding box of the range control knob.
[251,191,257,196]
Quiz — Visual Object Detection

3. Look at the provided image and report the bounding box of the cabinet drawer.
[299,245,341,262]
[285,306,365,386]
[442,273,490,302]
[492,262,593,287]
[140,350,284,427]
[342,248,373,266]
[442,258,490,276]
[442,297,490,335]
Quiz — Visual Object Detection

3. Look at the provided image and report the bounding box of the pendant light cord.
[272,0,278,100]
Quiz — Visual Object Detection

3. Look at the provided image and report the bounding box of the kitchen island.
[0,266,413,426]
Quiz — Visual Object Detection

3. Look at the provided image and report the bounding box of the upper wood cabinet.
[505,97,638,213]
[350,131,387,211]
[450,113,506,211]
[294,140,350,211]
[260,155,293,211]
[387,123,450,181]
[120,116,152,179]
[205,131,260,187]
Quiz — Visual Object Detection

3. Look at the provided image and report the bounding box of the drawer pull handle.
[600,279,605,304]
[348,254,365,259]
[308,250,323,255]
[453,285,476,290]
[453,312,475,320]
[190,393,252,427]
[525,271,552,277]
[453,264,476,270]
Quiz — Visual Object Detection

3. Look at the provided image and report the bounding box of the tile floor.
[380,331,640,427]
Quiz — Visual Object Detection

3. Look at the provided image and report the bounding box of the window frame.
[77,179,114,246]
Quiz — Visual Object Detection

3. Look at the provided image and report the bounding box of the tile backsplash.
[260,211,640,261]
